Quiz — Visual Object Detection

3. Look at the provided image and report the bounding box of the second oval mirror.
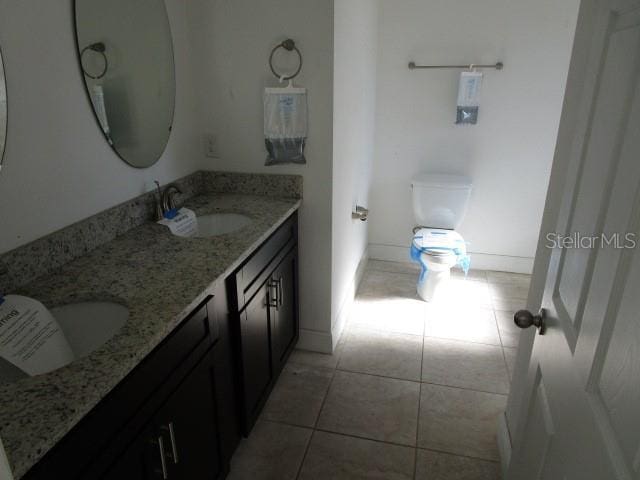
[0,46,7,170]
[74,0,176,168]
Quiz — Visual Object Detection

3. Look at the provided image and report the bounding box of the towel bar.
[408,61,503,70]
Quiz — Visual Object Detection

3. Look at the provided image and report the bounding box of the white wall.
[331,0,378,344]
[0,0,201,254]
[369,0,579,273]
[185,0,335,352]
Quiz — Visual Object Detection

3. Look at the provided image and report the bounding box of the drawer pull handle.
[278,277,283,307]
[155,436,169,479]
[268,279,279,308]
[162,422,179,464]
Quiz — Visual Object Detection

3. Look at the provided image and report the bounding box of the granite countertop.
[0,193,301,479]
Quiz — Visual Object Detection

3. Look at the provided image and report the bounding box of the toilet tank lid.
[411,174,472,189]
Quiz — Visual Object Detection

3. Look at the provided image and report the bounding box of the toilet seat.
[412,228,465,258]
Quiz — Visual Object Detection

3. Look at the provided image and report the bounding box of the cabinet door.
[154,357,222,480]
[239,283,272,431]
[102,424,157,480]
[270,248,299,376]
[211,283,241,473]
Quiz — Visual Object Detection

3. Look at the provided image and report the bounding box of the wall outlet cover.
[203,133,219,158]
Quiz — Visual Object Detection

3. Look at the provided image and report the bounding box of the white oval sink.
[0,301,129,383]
[195,213,253,237]
[51,302,129,359]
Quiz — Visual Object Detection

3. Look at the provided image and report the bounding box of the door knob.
[514,309,546,335]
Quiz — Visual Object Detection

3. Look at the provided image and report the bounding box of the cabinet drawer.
[130,296,212,396]
[235,213,297,308]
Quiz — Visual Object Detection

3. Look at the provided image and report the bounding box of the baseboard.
[465,252,534,274]
[297,328,334,354]
[298,250,370,355]
[330,249,369,351]
[368,243,534,274]
[497,412,512,477]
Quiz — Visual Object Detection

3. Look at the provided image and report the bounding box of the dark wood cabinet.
[102,359,221,480]
[154,358,222,480]
[23,212,298,480]
[210,282,241,472]
[230,214,299,434]
[269,248,299,377]
[101,424,155,480]
[239,284,273,426]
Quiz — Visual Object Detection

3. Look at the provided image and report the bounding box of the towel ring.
[269,39,302,81]
[80,42,108,80]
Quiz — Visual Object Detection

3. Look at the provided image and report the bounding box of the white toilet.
[410,174,472,302]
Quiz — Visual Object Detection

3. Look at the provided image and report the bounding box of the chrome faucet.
[162,184,182,213]
[153,181,183,220]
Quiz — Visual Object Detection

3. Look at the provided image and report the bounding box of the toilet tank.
[411,174,472,229]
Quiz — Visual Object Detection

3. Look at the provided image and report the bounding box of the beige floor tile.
[422,338,510,394]
[418,384,507,460]
[317,371,420,446]
[415,449,501,479]
[288,348,341,369]
[434,278,492,307]
[358,270,420,301]
[349,297,426,336]
[488,283,529,302]
[227,420,312,480]
[367,259,421,275]
[298,431,415,480]
[339,327,423,381]
[495,310,521,348]
[503,347,517,381]
[451,268,488,282]
[262,363,334,427]
[425,305,501,346]
[490,298,526,314]
[486,271,531,288]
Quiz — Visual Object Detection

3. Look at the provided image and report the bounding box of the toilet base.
[417,266,451,302]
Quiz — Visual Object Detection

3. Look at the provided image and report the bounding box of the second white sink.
[195,213,253,237]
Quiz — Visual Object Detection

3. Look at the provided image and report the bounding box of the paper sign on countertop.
[157,208,198,238]
[0,295,75,376]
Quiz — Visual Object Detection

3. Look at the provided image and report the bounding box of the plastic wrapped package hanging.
[455,71,483,125]
[264,84,307,165]
[410,229,471,286]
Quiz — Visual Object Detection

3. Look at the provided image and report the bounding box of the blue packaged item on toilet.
[410,229,470,286]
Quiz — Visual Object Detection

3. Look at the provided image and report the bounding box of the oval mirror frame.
[73,0,176,169]
[0,45,7,170]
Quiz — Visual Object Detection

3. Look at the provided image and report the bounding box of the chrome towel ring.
[80,42,108,80]
[269,38,302,81]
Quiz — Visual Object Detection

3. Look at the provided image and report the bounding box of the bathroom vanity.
[0,172,302,480]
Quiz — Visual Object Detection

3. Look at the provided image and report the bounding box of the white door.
[508,0,640,478]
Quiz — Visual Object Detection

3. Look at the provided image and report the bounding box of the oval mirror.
[0,46,7,170]
[74,0,175,168]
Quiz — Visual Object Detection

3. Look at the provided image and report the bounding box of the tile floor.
[228,260,531,480]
